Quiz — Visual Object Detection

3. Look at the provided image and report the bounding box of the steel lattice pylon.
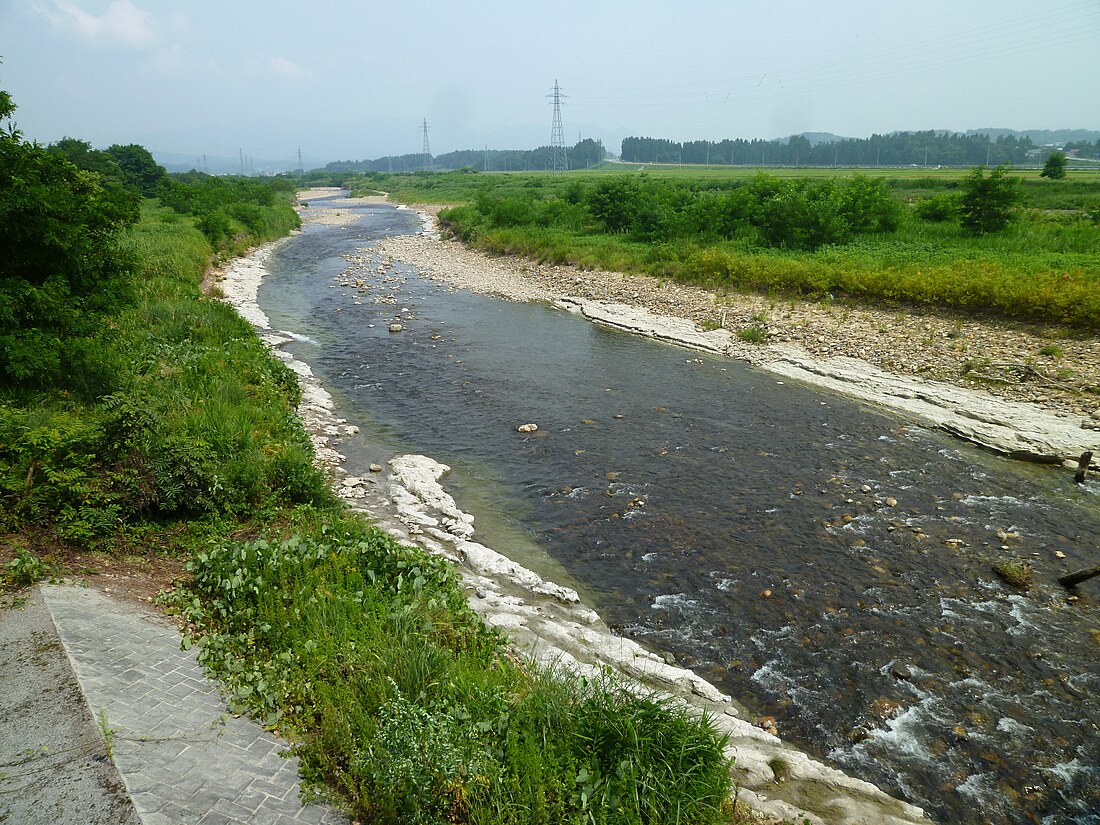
[421,118,433,172]
[548,80,568,172]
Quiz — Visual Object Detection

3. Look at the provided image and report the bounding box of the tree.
[106,143,167,197]
[958,165,1020,235]
[1040,151,1067,180]
[48,137,122,179]
[0,89,138,392]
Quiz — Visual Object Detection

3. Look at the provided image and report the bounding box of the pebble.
[388,323,403,333]
[369,463,383,473]
[516,423,538,433]
[890,663,913,681]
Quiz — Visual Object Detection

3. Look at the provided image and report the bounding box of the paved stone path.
[38,584,348,825]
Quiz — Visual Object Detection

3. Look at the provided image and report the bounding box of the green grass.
[168,517,734,824]
[993,560,1033,589]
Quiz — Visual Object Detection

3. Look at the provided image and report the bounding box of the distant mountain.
[780,132,851,146]
[964,128,1100,145]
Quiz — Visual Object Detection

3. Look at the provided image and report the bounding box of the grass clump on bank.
[167,517,734,824]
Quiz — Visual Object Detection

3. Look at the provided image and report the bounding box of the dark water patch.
[262,202,1100,825]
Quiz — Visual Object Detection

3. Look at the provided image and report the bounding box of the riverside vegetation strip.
[0,92,743,824]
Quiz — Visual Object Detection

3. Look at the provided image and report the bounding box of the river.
[259,195,1100,825]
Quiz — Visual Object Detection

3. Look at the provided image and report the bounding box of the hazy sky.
[2,0,1098,167]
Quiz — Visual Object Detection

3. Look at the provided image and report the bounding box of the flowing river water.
[260,196,1100,825]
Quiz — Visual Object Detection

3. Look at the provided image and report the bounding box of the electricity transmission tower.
[421,118,433,172]
[548,79,568,172]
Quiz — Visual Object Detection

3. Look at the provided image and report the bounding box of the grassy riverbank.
[2,107,740,823]
[343,167,1100,331]
[168,513,734,824]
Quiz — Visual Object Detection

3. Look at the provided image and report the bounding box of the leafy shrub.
[959,165,1020,235]
[913,194,958,222]
[196,209,232,247]
[2,548,56,589]
[0,92,139,393]
[585,177,643,234]
[838,175,902,233]
[753,180,850,250]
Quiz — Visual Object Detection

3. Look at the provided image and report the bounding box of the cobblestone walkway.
[40,584,347,825]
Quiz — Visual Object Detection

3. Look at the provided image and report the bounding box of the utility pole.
[297,146,304,174]
[484,143,490,172]
[239,148,244,175]
[421,119,433,172]
[547,79,568,172]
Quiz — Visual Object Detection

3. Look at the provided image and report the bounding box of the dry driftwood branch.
[1059,566,1100,588]
[981,362,1076,392]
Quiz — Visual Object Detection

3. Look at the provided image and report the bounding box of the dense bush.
[913,194,959,222]
[0,95,140,393]
[1,86,324,546]
[455,173,904,251]
[0,205,332,542]
[158,172,300,249]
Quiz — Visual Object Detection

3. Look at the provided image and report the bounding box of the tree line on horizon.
[620,131,1100,167]
[324,138,606,174]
